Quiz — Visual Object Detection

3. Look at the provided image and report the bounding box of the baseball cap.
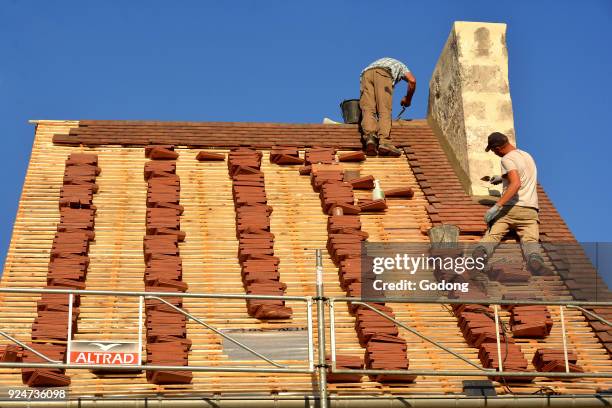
[485,132,509,152]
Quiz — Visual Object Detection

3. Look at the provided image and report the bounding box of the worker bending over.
[359,57,416,157]
[474,132,547,273]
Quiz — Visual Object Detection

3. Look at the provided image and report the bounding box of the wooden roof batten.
[0,119,610,401]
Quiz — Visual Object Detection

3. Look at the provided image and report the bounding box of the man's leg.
[512,207,546,273]
[359,70,379,155]
[474,211,512,262]
[372,69,400,157]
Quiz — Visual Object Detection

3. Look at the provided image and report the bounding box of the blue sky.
[1,1,611,277]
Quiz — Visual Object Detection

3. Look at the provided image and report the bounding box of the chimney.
[427,21,516,196]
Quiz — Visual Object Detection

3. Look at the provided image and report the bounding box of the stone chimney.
[428,21,516,196]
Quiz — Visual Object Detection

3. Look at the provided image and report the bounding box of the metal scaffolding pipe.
[315,249,328,408]
[0,330,61,363]
[331,367,612,378]
[333,296,612,307]
[0,362,310,373]
[144,296,291,369]
[568,304,612,326]
[0,287,309,301]
[0,395,611,408]
[337,300,487,371]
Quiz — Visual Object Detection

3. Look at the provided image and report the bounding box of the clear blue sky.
[1,1,611,274]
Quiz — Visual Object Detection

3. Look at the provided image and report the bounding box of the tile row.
[228,148,292,319]
[292,149,415,384]
[52,120,431,149]
[25,153,99,387]
[143,145,192,385]
[452,304,534,382]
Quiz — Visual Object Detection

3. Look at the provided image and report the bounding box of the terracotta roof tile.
[1,119,610,396]
[52,119,431,149]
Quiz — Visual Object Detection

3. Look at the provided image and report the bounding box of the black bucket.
[340,99,361,124]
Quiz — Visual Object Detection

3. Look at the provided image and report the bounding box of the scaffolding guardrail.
[328,296,612,379]
[0,287,315,375]
[1,260,612,406]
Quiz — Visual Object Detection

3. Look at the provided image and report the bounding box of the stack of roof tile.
[143,146,192,385]
[320,181,357,214]
[508,305,553,338]
[478,343,533,381]
[310,164,363,216]
[357,198,388,212]
[326,354,363,383]
[146,145,179,160]
[365,333,416,382]
[0,344,21,362]
[195,150,225,161]
[349,175,375,190]
[228,147,292,320]
[23,153,99,387]
[327,215,363,264]
[298,163,413,384]
[452,304,533,382]
[60,154,99,208]
[270,146,304,165]
[22,344,72,387]
[298,147,338,175]
[455,305,502,347]
[385,187,414,198]
[338,151,366,162]
[532,348,584,376]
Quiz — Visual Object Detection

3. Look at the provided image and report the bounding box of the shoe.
[378,142,402,157]
[363,134,378,157]
[527,254,553,275]
[472,246,489,264]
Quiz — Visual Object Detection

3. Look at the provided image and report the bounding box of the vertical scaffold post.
[66,293,74,364]
[560,305,570,373]
[493,304,503,373]
[315,249,328,408]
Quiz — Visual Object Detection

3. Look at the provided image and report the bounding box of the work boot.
[472,245,489,272]
[363,134,378,157]
[527,254,553,276]
[377,142,402,157]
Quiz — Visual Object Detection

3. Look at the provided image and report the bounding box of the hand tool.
[395,106,406,120]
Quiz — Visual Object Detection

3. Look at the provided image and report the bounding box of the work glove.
[484,204,501,224]
[489,175,503,185]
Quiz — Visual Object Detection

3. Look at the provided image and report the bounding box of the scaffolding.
[1,250,612,407]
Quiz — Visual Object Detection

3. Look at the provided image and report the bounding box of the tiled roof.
[52,119,432,148]
[0,119,610,398]
[401,126,576,241]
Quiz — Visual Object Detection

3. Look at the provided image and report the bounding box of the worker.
[473,132,548,273]
[359,57,416,157]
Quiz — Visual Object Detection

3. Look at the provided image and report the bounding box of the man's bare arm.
[401,72,417,107]
[497,170,520,206]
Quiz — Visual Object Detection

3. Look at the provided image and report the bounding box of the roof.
[0,119,610,400]
[51,119,432,148]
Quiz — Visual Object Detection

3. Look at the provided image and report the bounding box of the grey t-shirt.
[501,149,539,209]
